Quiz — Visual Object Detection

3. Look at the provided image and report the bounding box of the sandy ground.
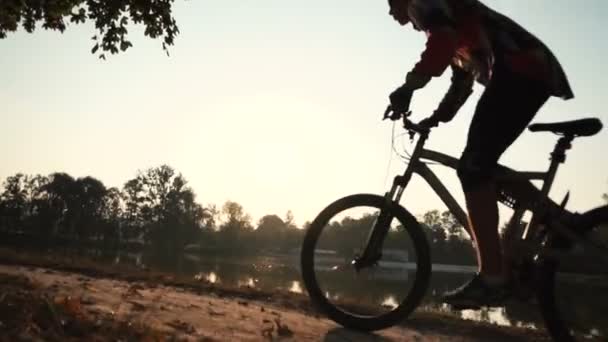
[0,264,550,341]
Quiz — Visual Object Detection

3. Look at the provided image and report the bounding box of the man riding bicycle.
[387,0,573,309]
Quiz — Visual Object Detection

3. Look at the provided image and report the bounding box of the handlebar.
[383,105,431,139]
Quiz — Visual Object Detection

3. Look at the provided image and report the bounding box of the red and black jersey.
[406,0,573,100]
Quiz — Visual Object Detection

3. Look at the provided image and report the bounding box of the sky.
[1,0,607,227]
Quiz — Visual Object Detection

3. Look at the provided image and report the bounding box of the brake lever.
[382,105,393,120]
[408,129,416,142]
[383,105,407,121]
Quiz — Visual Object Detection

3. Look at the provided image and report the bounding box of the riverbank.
[0,248,551,341]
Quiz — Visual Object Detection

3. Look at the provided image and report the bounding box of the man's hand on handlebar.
[383,105,435,138]
[383,105,408,121]
[389,84,414,114]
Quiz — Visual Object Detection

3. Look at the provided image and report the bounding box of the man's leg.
[442,67,550,309]
[442,147,510,309]
[465,181,504,282]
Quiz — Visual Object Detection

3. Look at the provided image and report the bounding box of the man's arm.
[403,0,459,90]
[432,64,475,123]
[389,0,459,114]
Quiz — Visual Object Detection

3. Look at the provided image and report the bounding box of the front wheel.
[300,194,431,331]
[536,205,608,341]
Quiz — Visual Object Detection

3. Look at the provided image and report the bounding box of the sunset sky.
[1,0,607,226]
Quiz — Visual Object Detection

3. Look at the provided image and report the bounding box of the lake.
[111,251,542,329]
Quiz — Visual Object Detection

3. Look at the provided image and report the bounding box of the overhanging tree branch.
[0,0,179,59]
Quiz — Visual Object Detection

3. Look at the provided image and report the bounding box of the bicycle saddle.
[528,117,603,137]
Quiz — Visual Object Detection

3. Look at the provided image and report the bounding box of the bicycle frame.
[385,131,555,235]
[382,129,608,265]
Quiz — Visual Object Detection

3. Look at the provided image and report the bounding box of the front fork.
[352,170,417,271]
[352,130,426,271]
[352,207,394,271]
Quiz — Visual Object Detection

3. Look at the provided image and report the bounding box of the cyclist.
[387,0,573,309]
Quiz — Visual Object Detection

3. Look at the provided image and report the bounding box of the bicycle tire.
[536,205,608,342]
[300,194,431,331]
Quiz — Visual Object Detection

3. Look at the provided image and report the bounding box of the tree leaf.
[0,0,180,58]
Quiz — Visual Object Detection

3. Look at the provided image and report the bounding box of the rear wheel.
[300,194,431,331]
[537,205,608,341]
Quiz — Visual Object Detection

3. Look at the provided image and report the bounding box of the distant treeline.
[0,165,476,264]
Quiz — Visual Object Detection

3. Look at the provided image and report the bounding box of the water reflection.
[289,281,303,294]
[461,307,511,327]
[175,254,540,329]
[194,271,219,284]
[206,272,218,284]
[238,277,257,288]
[381,296,399,310]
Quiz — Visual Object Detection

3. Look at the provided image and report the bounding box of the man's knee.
[457,152,495,192]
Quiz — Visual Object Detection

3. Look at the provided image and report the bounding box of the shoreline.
[0,248,550,341]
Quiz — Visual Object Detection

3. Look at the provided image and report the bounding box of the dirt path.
[0,264,549,341]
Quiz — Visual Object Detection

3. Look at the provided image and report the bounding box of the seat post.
[540,135,573,197]
[521,135,575,240]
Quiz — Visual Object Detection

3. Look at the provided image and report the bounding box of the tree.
[0,173,29,232]
[121,165,204,255]
[22,174,54,237]
[217,201,252,250]
[419,209,475,264]
[0,172,114,240]
[256,214,286,251]
[422,210,447,247]
[38,173,110,240]
[281,210,302,252]
[440,210,466,240]
[219,201,252,230]
[122,165,177,230]
[284,210,297,230]
[257,214,285,232]
[73,176,108,240]
[314,213,377,257]
[41,172,77,236]
[0,0,180,58]
[197,204,217,231]
[99,187,123,245]
[42,172,86,237]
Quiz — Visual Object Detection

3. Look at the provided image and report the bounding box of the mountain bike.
[300,108,607,341]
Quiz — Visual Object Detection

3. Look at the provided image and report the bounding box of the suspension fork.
[353,133,428,271]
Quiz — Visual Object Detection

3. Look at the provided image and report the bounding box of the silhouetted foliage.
[253,212,302,254]
[211,201,267,254]
[0,0,179,58]
[121,165,206,257]
[0,166,475,266]
[256,214,286,249]
[0,174,46,233]
[420,209,475,264]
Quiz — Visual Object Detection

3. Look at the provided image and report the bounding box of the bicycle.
[300,107,607,341]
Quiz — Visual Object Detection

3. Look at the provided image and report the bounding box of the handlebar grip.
[383,105,404,121]
[382,105,393,120]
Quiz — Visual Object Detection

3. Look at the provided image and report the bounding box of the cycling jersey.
[406,0,573,100]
